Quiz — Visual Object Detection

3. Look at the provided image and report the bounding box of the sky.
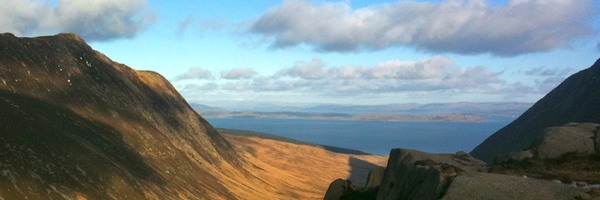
[1,0,599,107]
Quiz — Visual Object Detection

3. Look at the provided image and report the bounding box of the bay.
[207,118,510,156]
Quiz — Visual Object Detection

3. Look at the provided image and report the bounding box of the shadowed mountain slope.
[0,33,268,199]
[471,58,600,163]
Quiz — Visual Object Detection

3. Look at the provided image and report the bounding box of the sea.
[207,118,511,156]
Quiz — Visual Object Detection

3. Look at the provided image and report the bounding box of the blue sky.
[1,0,599,107]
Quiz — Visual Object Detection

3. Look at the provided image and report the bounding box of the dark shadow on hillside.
[347,157,381,187]
[0,90,164,199]
[218,128,372,155]
[323,145,372,155]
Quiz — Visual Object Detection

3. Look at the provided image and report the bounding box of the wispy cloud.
[220,68,257,79]
[525,66,572,77]
[275,58,331,80]
[174,67,214,80]
[0,0,155,41]
[249,0,596,56]
[200,17,227,32]
[177,15,195,36]
[183,82,219,92]
[522,66,573,93]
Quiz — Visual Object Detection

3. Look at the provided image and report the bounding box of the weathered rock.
[489,123,600,184]
[495,150,535,164]
[322,166,386,200]
[375,149,486,200]
[534,123,598,159]
[441,172,587,200]
[327,148,594,200]
[364,166,385,189]
[324,179,357,200]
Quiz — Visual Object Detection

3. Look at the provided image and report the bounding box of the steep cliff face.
[0,33,248,199]
[471,59,600,163]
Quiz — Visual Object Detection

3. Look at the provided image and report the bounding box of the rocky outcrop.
[492,123,600,184]
[375,149,485,200]
[471,58,600,163]
[494,123,600,163]
[323,167,386,200]
[325,148,591,200]
[535,123,599,159]
[364,166,385,189]
[323,179,359,200]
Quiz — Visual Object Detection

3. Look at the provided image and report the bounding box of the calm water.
[207,118,510,155]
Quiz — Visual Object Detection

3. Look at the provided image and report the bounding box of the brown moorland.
[223,134,388,199]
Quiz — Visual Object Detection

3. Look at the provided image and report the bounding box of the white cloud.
[220,68,257,79]
[184,56,505,94]
[175,56,574,103]
[536,76,565,92]
[0,0,154,41]
[275,58,331,80]
[182,83,219,92]
[525,66,572,77]
[174,67,214,80]
[522,66,572,93]
[249,0,596,56]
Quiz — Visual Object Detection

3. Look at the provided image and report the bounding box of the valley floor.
[223,134,388,199]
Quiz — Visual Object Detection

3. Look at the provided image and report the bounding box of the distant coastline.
[190,102,531,123]
[204,111,485,122]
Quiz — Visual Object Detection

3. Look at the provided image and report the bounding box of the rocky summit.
[471,59,600,163]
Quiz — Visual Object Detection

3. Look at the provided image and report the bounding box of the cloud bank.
[176,56,516,95]
[249,0,596,56]
[0,0,154,41]
[175,56,574,103]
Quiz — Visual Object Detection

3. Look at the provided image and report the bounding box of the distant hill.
[471,58,600,163]
[303,102,531,119]
[191,102,532,122]
[189,102,228,115]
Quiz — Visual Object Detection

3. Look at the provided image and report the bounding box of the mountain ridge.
[0,33,388,199]
[0,32,250,199]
